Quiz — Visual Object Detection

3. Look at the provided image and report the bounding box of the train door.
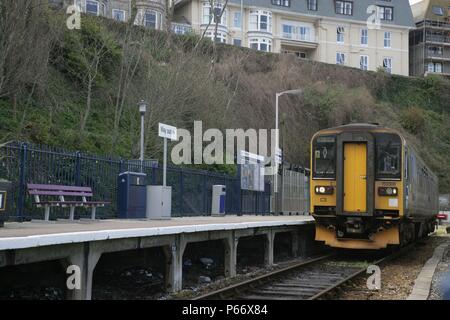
[343,143,367,212]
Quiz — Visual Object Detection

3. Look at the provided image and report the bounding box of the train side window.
[313,136,336,179]
[404,148,408,181]
[375,133,401,179]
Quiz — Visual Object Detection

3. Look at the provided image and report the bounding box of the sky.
[409,0,422,4]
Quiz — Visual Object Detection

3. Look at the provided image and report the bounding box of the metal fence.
[0,142,272,220]
[267,166,310,215]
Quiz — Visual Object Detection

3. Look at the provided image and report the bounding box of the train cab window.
[313,136,336,179]
[375,133,401,179]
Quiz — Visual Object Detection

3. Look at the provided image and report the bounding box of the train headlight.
[315,186,334,195]
[378,187,398,196]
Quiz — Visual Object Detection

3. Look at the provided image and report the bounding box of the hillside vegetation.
[0,2,450,191]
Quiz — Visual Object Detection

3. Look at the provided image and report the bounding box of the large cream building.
[174,0,416,75]
[52,1,416,76]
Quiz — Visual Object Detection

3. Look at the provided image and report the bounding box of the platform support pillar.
[223,233,238,278]
[264,230,275,267]
[65,243,102,300]
[164,235,187,293]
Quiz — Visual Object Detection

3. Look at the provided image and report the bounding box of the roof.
[313,123,403,137]
[411,0,450,22]
[227,0,415,28]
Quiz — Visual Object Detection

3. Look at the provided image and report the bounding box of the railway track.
[193,244,415,300]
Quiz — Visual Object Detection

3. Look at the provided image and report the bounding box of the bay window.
[249,10,272,33]
[202,2,227,26]
[86,0,99,15]
[249,37,272,52]
[145,10,162,29]
[112,9,126,22]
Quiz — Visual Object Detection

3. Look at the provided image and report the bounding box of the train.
[310,123,439,249]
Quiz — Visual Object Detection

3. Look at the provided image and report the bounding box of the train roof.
[315,123,399,134]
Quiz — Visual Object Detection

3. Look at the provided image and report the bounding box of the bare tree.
[0,1,52,116]
[110,21,145,149]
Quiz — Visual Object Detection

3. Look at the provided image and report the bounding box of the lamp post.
[138,100,147,173]
[274,89,303,215]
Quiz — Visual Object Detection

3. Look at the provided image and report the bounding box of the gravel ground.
[325,234,450,300]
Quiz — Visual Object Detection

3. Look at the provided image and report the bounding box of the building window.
[428,62,442,73]
[432,6,444,16]
[233,38,242,46]
[378,6,393,21]
[233,11,241,28]
[272,0,290,7]
[336,1,353,15]
[337,27,345,43]
[384,31,391,48]
[249,37,272,52]
[435,63,443,73]
[283,25,293,39]
[383,57,392,74]
[336,52,345,65]
[86,0,99,15]
[307,0,317,11]
[260,15,268,30]
[172,23,192,35]
[299,26,310,41]
[203,5,212,24]
[428,46,443,56]
[249,10,272,33]
[360,55,368,70]
[361,29,368,45]
[205,31,227,43]
[202,3,226,26]
[145,11,156,28]
[145,10,162,29]
[112,9,126,22]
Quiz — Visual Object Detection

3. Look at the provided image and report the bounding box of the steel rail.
[192,254,334,300]
[192,243,415,300]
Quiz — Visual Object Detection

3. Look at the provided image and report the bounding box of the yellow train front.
[310,123,439,250]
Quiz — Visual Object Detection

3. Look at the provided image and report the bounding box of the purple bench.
[27,184,110,221]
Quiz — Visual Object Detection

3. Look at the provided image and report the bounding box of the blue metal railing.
[0,142,271,220]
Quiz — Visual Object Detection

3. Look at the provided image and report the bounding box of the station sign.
[159,123,178,141]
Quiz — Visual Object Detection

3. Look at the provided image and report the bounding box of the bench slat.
[27,184,92,192]
[29,190,93,197]
[34,201,110,206]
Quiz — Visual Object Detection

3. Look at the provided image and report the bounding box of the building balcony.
[278,33,318,49]
[427,52,450,61]
[417,20,450,31]
[426,35,450,45]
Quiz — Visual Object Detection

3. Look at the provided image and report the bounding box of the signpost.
[158,123,178,187]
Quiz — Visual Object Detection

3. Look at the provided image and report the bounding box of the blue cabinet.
[117,172,147,219]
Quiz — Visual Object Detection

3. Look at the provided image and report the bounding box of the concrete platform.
[0,215,315,300]
[408,242,449,300]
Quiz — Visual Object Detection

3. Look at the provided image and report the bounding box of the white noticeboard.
[158,123,178,141]
[240,150,265,192]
